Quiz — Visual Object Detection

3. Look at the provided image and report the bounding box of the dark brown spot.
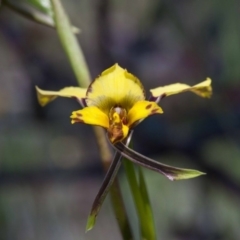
[161,93,166,99]
[76,113,82,117]
[82,99,87,106]
[86,80,95,97]
[122,117,128,125]
[114,104,121,108]
[72,118,84,123]
[151,108,159,114]
[145,103,152,110]
[87,86,92,93]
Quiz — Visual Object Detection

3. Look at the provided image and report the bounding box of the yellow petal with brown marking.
[127,100,163,127]
[36,86,87,106]
[150,78,212,98]
[70,106,109,128]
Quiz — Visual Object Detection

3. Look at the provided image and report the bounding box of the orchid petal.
[127,100,163,127]
[70,106,109,128]
[112,142,205,181]
[36,86,87,106]
[86,64,145,114]
[150,78,212,99]
[86,131,133,231]
[86,151,123,231]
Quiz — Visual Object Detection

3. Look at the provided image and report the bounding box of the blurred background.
[0,0,240,239]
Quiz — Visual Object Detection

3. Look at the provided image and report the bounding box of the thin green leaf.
[113,142,206,181]
[4,0,79,33]
[123,160,156,240]
[6,0,53,15]
[27,0,52,15]
[108,180,133,240]
[138,167,156,237]
[122,137,156,239]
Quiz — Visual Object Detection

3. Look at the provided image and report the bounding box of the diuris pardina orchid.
[36,64,212,229]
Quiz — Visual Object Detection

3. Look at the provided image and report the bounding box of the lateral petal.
[127,100,163,127]
[112,142,206,181]
[150,78,212,99]
[86,151,123,231]
[70,106,109,128]
[36,86,87,106]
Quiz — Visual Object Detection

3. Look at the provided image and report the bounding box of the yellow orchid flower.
[36,63,212,144]
[36,63,212,230]
[36,63,213,181]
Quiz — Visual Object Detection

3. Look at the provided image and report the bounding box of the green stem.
[50,0,90,87]
[138,167,156,239]
[123,160,156,240]
[109,179,133,240]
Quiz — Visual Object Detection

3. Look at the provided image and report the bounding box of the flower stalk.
[123,157,156,240]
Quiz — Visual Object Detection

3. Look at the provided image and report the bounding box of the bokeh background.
[0,0,240,239]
